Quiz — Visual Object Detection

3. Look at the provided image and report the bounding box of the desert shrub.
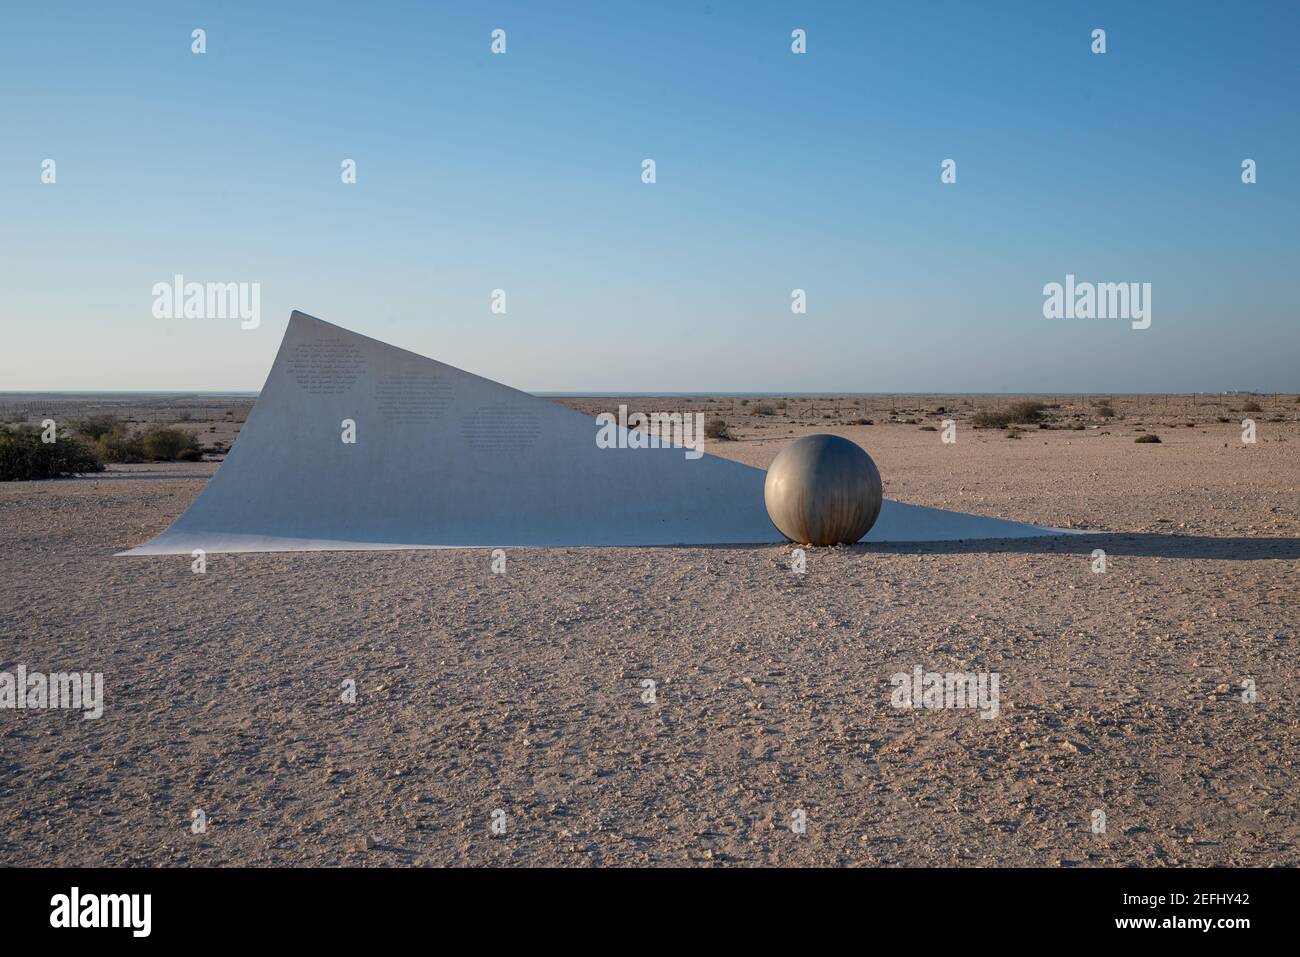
[1242,400,1263,413]
[969,406,1015,429]
[0,427,104,481]
[919,425,937,431]
[1094,403,1116,418]
[704,418,730,440]
[1006,427,1024,439]
[96,427,145,463]
[96,424,201,462]
[140,425,201,460]
[752,403,776,416]
[971,400,1046,429]
[1007,400,1047,422]
[848,418,873,426]
[72,414,121,440]
[1216,416,1231,423]
[1135,433,1161,443]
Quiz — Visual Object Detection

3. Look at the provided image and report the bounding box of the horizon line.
[1,389,1293,399]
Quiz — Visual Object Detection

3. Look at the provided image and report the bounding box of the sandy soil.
[1,395,1298,866]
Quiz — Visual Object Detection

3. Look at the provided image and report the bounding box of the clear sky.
[1,1,1296,393]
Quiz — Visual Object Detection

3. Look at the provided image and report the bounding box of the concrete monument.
[123,312,1078,554]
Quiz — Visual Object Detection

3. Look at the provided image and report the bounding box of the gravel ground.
[1,405,1297,867]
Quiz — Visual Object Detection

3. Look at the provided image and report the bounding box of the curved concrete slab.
[122,312,1083,555]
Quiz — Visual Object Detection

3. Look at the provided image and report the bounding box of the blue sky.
[1,1,1296,392]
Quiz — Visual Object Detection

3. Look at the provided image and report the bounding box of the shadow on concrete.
[857,533,1300,562]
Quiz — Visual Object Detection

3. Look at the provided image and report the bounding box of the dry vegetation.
[0,426,103,481]
[561,393,1300,448]
[2,392,1295,479]
[0,395,248,479]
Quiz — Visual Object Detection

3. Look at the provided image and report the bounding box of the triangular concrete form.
[123,312,1079,554]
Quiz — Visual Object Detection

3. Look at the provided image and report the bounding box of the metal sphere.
[763,434,883,545]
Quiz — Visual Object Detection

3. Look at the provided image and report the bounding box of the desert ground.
[1,393,1297,866]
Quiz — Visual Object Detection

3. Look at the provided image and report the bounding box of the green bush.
[0,427,104,481]
[96,426,144,463]
[96,424,201,463]
[72,414,124,440]
[141,425,201,460]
